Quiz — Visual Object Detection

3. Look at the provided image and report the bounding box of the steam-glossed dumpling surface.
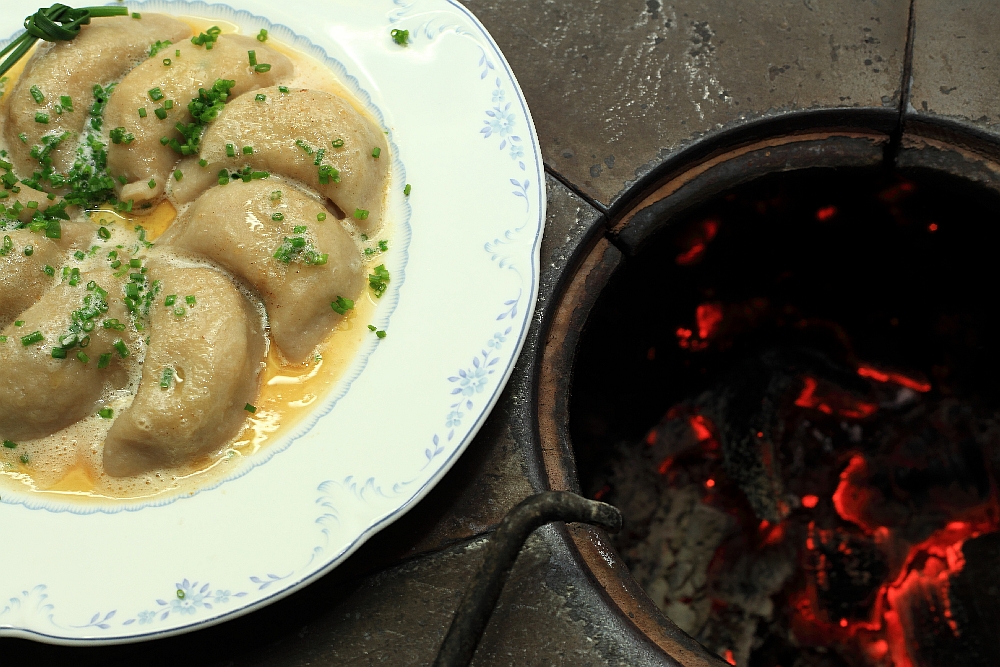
[105,35,293,205]
[3,14,191,181]
[103,260,265,477]
[161,179,363,361]
[171,87,388,235]
[0,265,134,441]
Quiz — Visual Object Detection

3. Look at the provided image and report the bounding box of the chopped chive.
[331,296,354,315]
[173,169,183,181]
[376,329,387,339]
[367,324,376,331]
[19,454,29,465]
[390,28,409,46]
[0,235,10,255]
[43,265,55,276]
[226,143,235,157]
[354,208,370,220]
[164,99,174,110]
[278,85,289,94]
[98,407,113,418]
[98,226,111,239]
[77,351,90,364]
[2,440,16,449]
[257,29,268,42]
[242,145,253,155]
[132,12,141,18]
[331,138,344,148]
[255,93,266,102]
[110,260,121,269]
[164,294,177,306]
[162,58,172,66]
[148,87,164,101]
[199,158,208,167]
[244,403,257,413]
[404,183,411,196]
[154,107,167,119]
[173,306,186,317]
[51,347,67,358]
[160,367,173,388]
[317,212,327,221]
[129,258,141,268]
[148,179,156,189]
[20,331,43,346]
[293,225,307,233]
[113,339,129,358]
[35,112,49,124]
[74,250,85,260]
[60,95,73,111]
[23,245,33,257]
[372,147,381,158]
[30,85,44,104]
[248,50,257,67]
[270,190,282,201]
[251,171,269,180]
[378,240,389,252]
[185,294,196,305]
[272,212,284,221]
[254,63,272,73]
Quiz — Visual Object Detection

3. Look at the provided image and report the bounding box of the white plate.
[0,0,543,643]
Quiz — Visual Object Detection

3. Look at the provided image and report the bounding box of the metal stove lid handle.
[433,491,623,667]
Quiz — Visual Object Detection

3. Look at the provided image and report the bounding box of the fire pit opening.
[570,167,1000,667]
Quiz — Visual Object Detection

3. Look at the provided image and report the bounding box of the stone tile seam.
[545,163,609,216]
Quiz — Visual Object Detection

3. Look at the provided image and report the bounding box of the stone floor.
[5,1,998,665]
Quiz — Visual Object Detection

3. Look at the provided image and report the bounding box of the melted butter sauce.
[0,19,391,502]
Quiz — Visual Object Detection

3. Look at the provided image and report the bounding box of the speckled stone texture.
[906,1,1000,146]
[461,0,909,209]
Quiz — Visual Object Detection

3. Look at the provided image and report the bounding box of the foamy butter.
[0,18,391,502]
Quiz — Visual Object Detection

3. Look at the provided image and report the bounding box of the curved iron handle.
[433,491,623,667]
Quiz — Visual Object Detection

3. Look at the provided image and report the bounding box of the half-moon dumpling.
[0,265,134,441]
[169,87,389,235]
[0,230,61,328]
[102,259,266,477]
[160,178,364,362]
[105,35,293,206]
[3,14,192,183]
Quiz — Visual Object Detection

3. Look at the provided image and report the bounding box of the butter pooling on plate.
[0,13,391,500]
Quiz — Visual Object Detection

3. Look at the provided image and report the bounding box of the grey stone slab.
[906,1,1000,150]
[461,0,909,209]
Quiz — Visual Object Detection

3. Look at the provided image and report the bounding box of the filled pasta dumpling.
[170,87,389,235]
[105,34,293,205]
[3,14,192,183]
[102,259,267,477]
[0,264,136,441]
[161,178,364,362]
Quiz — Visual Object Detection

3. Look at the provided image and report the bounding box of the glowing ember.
[802,494,819,509]
[857,365,931,393]
[816,205,837,221]
[675,218,720,265]
[696,303,724,340]
[794,376,879,419]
